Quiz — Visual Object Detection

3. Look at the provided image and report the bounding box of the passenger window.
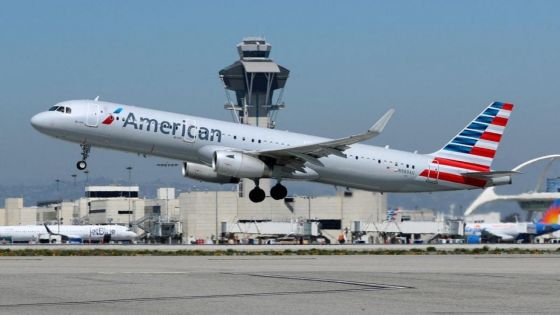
[234,136,237,139]
[412,165,415,169]
[251,139,254,142]
[355,156,358,160]
[258,140,261,143]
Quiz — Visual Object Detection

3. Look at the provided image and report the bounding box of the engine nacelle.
[213,151,271,178]
[182,162,239,184]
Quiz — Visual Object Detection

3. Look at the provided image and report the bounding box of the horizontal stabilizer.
[462,170,521,179]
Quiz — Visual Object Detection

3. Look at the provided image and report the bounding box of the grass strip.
[0,246,559,256]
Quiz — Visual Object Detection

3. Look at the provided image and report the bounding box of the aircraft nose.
[30,112,50,130]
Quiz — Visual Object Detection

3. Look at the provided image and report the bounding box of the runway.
[0,255,558,314]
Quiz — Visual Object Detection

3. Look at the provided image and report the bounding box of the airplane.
[0,224,137,243]
[465,199,560,242]
[31,99,516,203]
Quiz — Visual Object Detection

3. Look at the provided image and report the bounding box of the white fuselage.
[30,100,492,192]
[464,223,528,241]
[0,225,137,242]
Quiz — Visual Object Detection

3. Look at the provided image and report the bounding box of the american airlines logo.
[121,112,222,142]
[102,107,123,125]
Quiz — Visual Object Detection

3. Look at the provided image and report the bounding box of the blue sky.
[1,1,560,193]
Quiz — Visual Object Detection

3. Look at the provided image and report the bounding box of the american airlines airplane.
[31,99,516,203]
[0,224,137,243]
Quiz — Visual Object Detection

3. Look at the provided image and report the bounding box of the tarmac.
[0,253,559,314]
[1,243,560,251]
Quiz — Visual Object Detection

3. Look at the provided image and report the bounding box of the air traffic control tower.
[219,37,290,197]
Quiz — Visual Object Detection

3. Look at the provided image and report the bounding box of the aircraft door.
[426,160,440,183]
[183,120,197,143]
[86,103,100,127]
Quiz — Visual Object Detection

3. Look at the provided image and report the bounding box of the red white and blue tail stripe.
[426,102,514,186]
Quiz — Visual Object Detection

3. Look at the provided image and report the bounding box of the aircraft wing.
[482,229,515,241]
[254,108,395,167]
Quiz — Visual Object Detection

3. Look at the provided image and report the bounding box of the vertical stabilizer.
[431,102,514,172]
[539,199,560,224]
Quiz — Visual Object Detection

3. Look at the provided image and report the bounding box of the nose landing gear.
[77,143,91,171]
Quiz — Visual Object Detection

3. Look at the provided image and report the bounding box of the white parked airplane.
[0,224,137,243]
[31,99,516,203]
[465,199,560,242]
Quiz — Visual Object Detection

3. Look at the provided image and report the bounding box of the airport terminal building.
[0,185,388,244]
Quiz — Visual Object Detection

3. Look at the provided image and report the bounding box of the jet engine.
[182,162,239,184]
[213,151,271,178]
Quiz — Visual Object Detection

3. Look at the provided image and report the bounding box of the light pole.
[56,205,60,234]
[302,196,314,220]
[215,190,219,243]
[54,179,61,236]
[126,166,133,226]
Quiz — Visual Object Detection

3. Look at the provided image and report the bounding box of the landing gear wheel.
[249,187,266,203]
[77,143,91,170]
[77,160,87,170]
[270,184,288,200]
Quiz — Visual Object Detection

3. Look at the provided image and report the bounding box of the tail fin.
[431,102,514,171]
[539,199,560,224]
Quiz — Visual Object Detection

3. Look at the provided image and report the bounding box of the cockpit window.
[49,105,71,114]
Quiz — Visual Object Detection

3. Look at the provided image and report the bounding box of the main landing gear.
[270,183,288,200]
[76,143,91,170]
[248,180,288,203]
[249,185,266,203]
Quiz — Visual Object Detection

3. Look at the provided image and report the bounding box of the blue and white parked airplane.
[31,99,516,203]
[0,224,137,243]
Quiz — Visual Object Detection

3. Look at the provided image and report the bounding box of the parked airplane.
[465,199,560,242]
[0,224,137,243]
[31,99,516,203]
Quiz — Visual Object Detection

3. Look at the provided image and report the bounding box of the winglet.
[44,223,54,235]
[368,108,395,135]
